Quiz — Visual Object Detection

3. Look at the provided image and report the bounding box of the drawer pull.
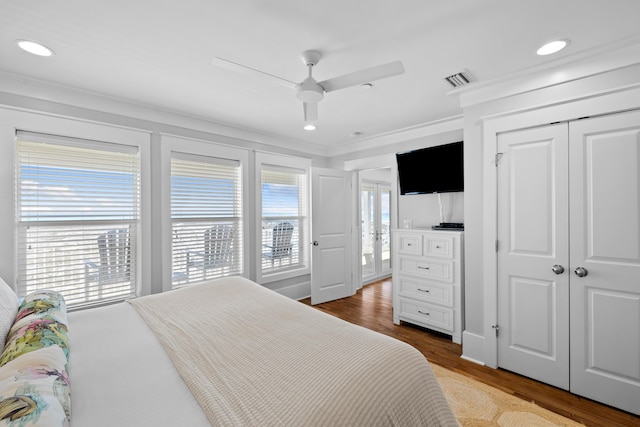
[407,243,412,246]
[418,310,430,316]
[436,245,441,249]
[418,288,430,293]
[418,266,430,270]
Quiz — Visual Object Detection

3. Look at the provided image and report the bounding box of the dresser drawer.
[398,298,454,332]
[397,234,422,255]
[398,277,453,307]
[398,258,453,283]
[424,235,454,259]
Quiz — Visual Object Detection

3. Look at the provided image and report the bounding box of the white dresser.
[392,229,464,344]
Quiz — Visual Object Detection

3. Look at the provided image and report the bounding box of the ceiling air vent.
[444,70,474,88]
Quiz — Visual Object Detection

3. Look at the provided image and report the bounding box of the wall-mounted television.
[396,141,464,195]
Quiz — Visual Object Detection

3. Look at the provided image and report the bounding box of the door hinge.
[495,152,504,166]
[495,240,499,252]
[492,324,500,337]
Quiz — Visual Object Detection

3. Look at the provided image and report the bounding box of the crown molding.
[326,115,464,158]
[452,35,640,110]
[0,70,329,157]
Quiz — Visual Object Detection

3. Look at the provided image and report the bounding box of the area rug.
[430,364,583,426]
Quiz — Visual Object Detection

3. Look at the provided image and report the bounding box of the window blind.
[260,165,308,275]
[171,153,243,287]
[15,131,140,308]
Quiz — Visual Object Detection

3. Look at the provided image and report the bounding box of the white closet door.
[569,111,640,415]
[497,123,570,389]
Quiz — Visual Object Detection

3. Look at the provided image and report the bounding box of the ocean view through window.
[258,155,310,281]
[15,132,140,307]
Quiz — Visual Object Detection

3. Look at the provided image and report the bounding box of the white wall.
[398,191,463,229]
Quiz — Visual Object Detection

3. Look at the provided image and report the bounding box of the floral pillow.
[0,291,70,426]
[1,291,69,367]
[0,346,70,426]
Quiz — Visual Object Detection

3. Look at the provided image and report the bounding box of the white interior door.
[569,111,640,414]
[311,168,353,305]
[497,123,570,389]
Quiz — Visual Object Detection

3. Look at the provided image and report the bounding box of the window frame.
[160,134,250,292]
[255,151,311,284]
[0,109,151,307]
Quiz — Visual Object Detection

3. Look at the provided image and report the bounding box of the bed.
[2,276,458,426]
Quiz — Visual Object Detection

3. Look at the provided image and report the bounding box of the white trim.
[456,36,640,109]
[275,280,311,301]
[0,71,326,156]
[254,151,312,284]
[160,134,251,292]
[0,71,464,158]
[327,115,464,157]
[461,330,486,366]
[0,107,151,297]
[480,82,640,368]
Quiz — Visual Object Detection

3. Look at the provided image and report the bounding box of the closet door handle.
[551,265,564,274]
[574,267,588,277]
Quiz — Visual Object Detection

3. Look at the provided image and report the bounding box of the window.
[15,131,140,308]
[170,153,243,287]
[256,152,310,282]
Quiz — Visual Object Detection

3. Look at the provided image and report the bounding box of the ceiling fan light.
[536,39,569,56]
[304,123,316,131]
[16,40,54,57]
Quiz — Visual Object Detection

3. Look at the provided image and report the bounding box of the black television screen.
[396,141,464,195]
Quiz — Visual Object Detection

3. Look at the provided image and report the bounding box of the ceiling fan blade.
[211,56,297,89]
[303,102,318,122]
[318,60,404,93]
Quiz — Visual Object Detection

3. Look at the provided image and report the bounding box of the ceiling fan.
[212,50,405,125]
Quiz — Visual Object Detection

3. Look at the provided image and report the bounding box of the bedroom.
[1,0,640,425]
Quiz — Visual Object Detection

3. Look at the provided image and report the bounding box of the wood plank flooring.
[300,278,640,427]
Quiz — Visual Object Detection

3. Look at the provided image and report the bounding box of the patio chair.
[263,222,294,265]
[84,228,131,297]
[186,224,235,279]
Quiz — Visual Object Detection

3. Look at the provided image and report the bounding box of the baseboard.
[274,280,311,300]
[461,330,486,365]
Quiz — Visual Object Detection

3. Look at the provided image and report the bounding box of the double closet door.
[496,110,640,415]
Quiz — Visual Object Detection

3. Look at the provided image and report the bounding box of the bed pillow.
[0,346,70,426]
[1,290,69,367]
[0,291,70,426]
[0,278,18,352]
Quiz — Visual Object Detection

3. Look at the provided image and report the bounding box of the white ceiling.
[2,0,640,154]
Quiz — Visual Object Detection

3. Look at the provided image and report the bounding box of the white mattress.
[68,302,210,427]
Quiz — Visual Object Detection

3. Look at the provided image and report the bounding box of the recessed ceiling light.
[536,39,569,56]
[304,124,316,131]
[361,83,373,89]
[16,40,54,57]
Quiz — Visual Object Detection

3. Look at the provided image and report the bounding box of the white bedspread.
[128,276,457,426]
[68,302,210,426]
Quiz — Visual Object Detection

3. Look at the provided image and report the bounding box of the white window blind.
[15,131,140,308]
[171,153,243,287]
[260,165,308,276]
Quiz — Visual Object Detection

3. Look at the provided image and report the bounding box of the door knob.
[551,265,565,274]
[312,241,319,246]
[574,267,588,277]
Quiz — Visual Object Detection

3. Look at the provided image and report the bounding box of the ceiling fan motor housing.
[296,77,324,102]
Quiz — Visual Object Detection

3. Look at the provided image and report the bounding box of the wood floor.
[301,278,640,427]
